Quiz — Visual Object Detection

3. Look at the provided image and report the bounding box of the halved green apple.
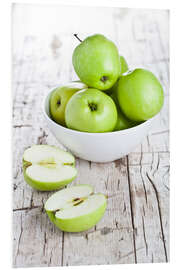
[44,184,107,232]
[23,145,77,191]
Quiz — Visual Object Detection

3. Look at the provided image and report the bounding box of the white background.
[0,0,180,269]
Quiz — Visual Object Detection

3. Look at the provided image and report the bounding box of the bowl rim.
[42,86,158,137]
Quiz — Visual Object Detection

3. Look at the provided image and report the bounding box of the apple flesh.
[45,184,107,232]
[72,34,120,90]
[116,69,164,121]
[50,82,87,126]
[23,145,77,191]
[65,88,118,133]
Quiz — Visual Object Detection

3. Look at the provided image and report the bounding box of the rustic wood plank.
[13,208,63,267]
[127,152,169,262]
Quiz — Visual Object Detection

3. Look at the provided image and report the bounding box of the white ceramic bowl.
[42,89,157,163]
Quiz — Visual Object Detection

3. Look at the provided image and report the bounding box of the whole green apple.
[65,88,117,133]
[116,69,164,121]
[45,184,107,232]
[110,93,138,131]
[114,109,138,131]
[23,145,77,191]
[72,34,120,90]
[50,82,87,126]
[119,55,129,74]
[106,55,129,95]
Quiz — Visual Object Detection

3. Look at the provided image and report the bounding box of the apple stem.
[74,34,82,43]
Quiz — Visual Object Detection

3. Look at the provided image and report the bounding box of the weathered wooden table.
[12,5,169,267]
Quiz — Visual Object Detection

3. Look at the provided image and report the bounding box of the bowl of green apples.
[42,34,164,163]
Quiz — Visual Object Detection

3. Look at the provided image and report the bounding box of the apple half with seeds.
[44,184,107,232]
[23,145,77,191]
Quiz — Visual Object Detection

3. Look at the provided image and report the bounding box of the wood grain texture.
[12,5,169,267]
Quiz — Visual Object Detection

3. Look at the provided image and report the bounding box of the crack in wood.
[142,205,146,216]
[15,213,23,264]
[126,156,137,263]
[84,226,134,239]
[119,246,144,260]
[30,192,34,208]
[84,233,88,241]
[146,136,150,152]
[104,176,108,190]
[163,183,169,191]
[13,124,32,128]
[88,161,92,169]
[107,193,120,199]
[61,232,64,266]
[153,153,160,177]
[139,145,148,205]
[151,130,169,136]
[101,227,112,235]
[152,253,154,263]
[43,232,47,256]
[13,205,42,212]
[13,169,19,180]
[114,158,127,168]
[37,130,48,145]
[142,216,148,256]
[13,183,18,191]
[49,249,53,266]
[162,167,170,191]
[123,202,126,213]
[146,172,168,262]
[117,179,120,190]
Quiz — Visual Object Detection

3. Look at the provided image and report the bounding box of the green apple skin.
[119,55,129,75]
[114,109,138,131]
[112,99,138,131]
[106,55,129,95]
[116,69,164,121]
[46,195,107,232]
[65,88,117,133]
[23,162,76,191]
[110,92,138,131]
[50,82,87,126]
[72,34,120,90]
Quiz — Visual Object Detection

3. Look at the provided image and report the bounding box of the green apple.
[23,145,77,191]
[114,109,138,131]
[105,55,129,96]
[110,93,138,131]
[119,55,129,75]
[45,184,107,232]
[49,82,87,126]
[116,69,164,121]
[72,34,120,90]
[65,88,117,133]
